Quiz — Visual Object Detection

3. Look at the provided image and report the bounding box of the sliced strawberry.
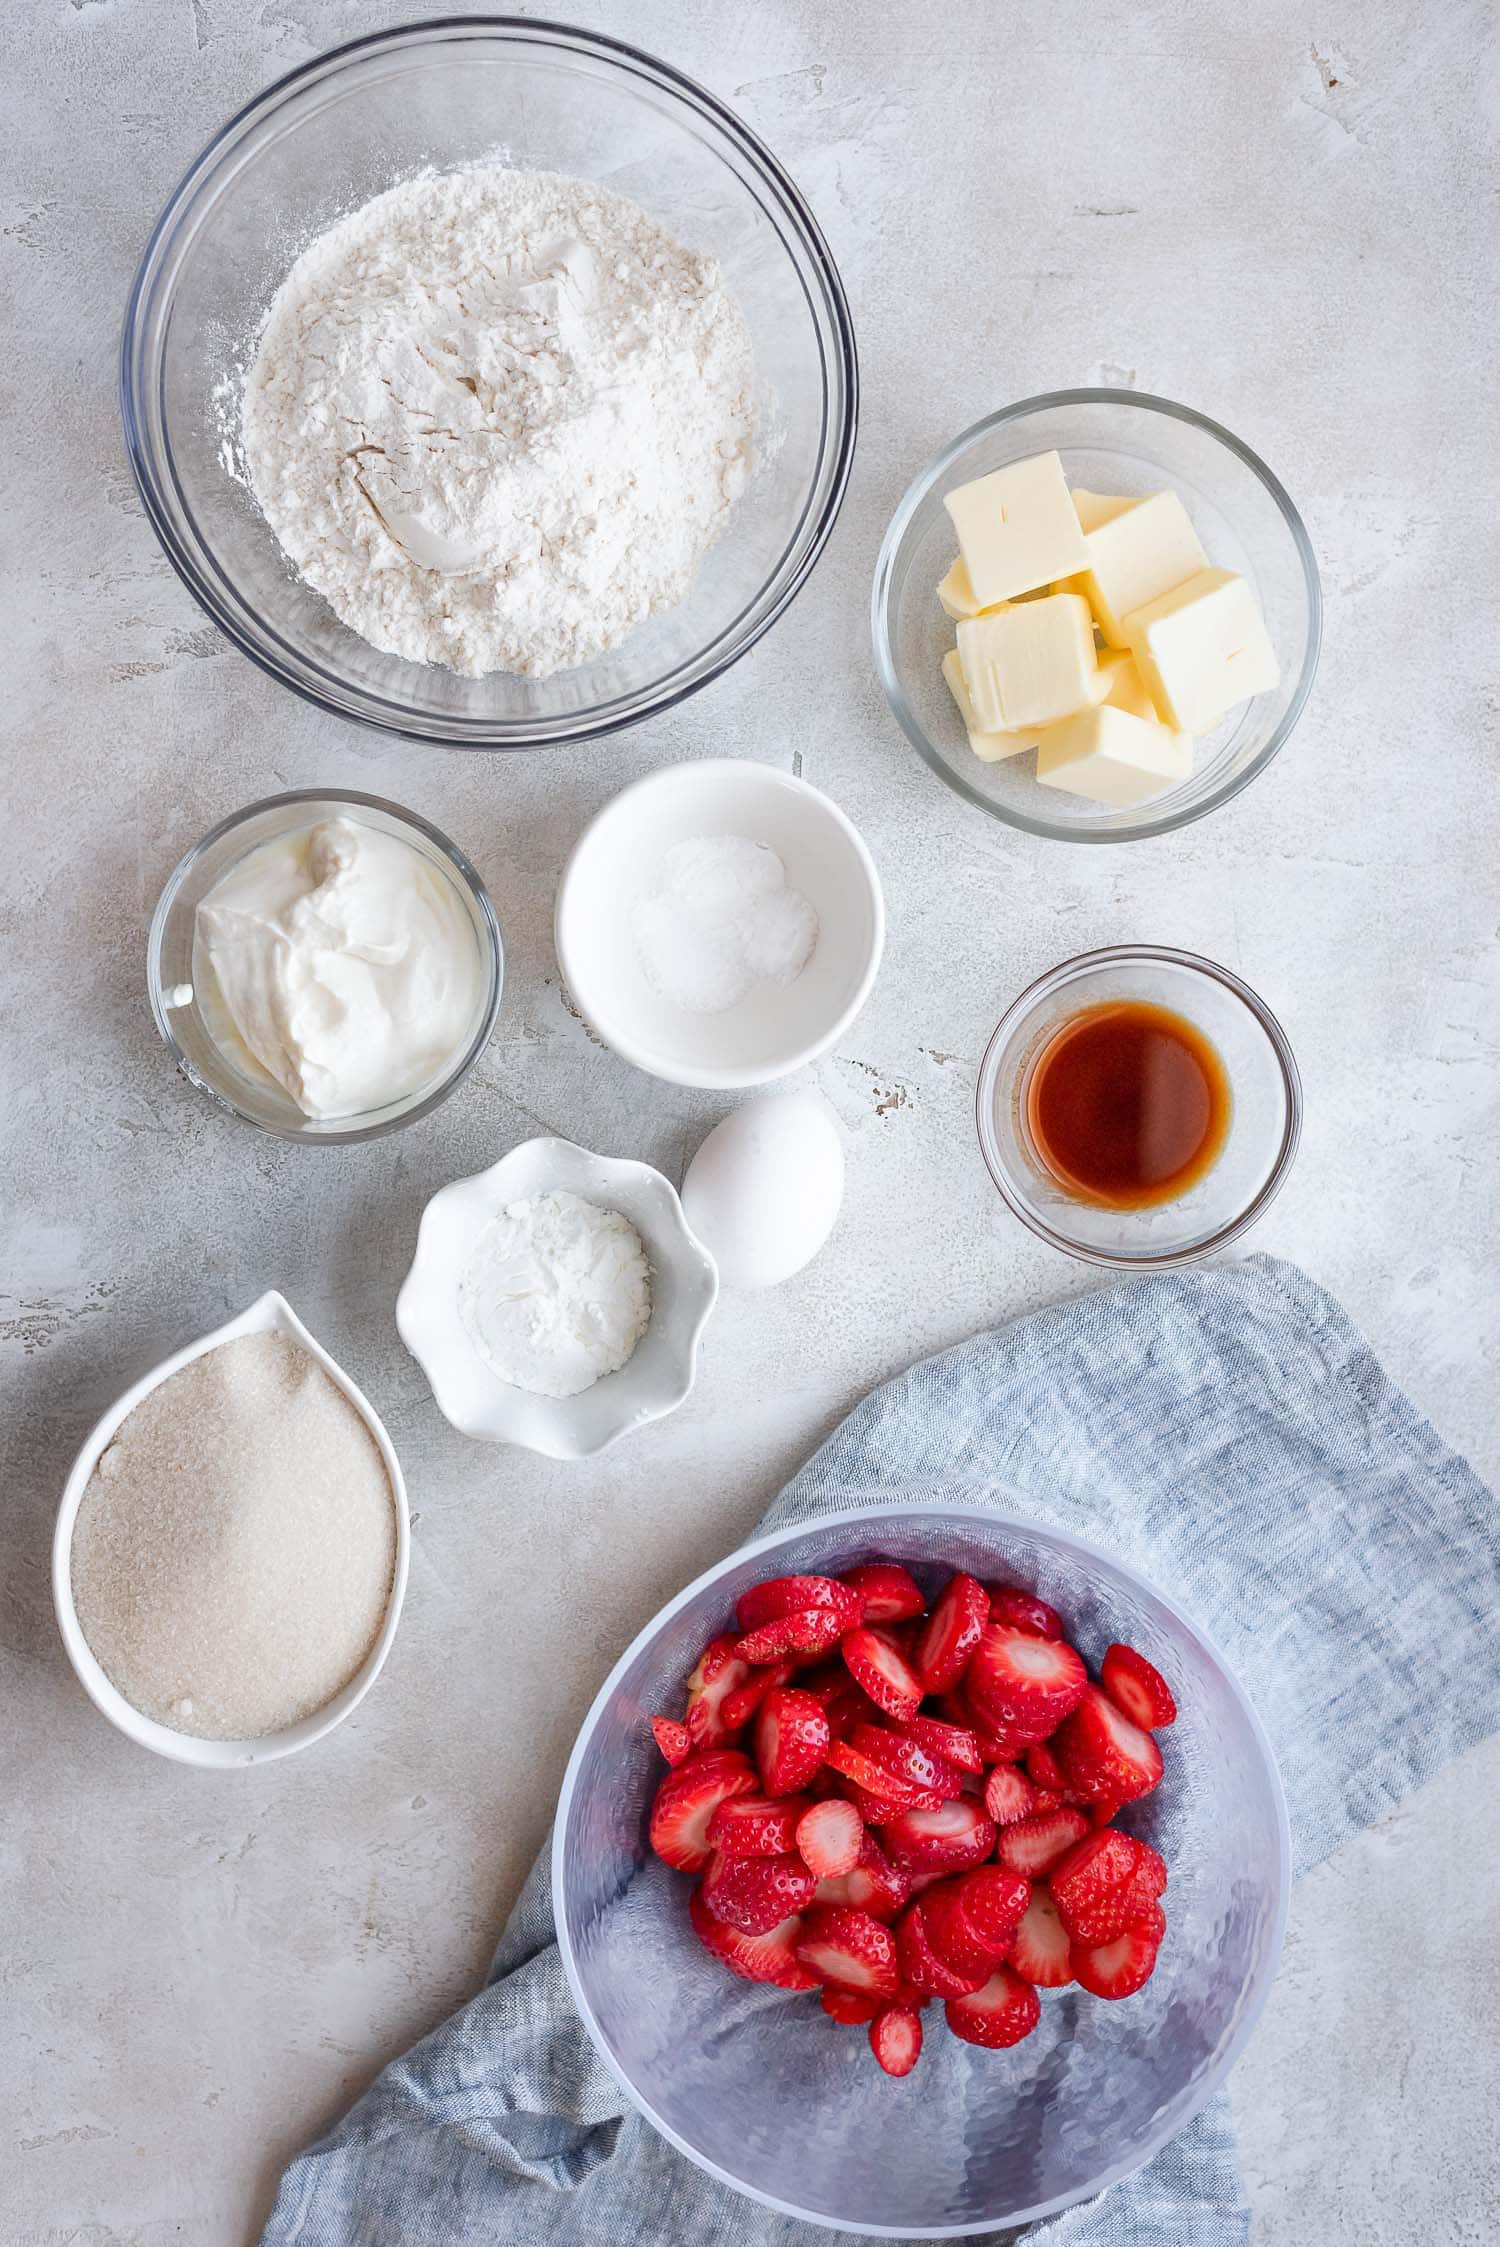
[983,1764,1037,1826]
[650,1715,691,1767]
[794,1905,901,1997]
[902,1713,984,1773]
[879,1797,996,1875]
[1029,1790,1064,1815]
[944,1963,1041,2048]
[684,1635,755,1747]
[1009,1885,1074,1988]
[986,1584,1064,1640]
[735,1607,846,1664]
[920,1879,1000,1980]
[851,1722,964,1802]
[796,1798,863,1880]
[995,1807,1091,1880]
[687,1882,818,1990]
[1053,1685,1164,1805]
[736,1574,863,1634]
[953,1865,1031,1953]
[798,1663,877,1741]
[815,1831,911,1921]
[965,1624,1088,1744]
[914,1572,989,1695]
[839,1561,926,1623]
[702,1847,817,1934]
[755,1686,830,1795]
[649,1749,757,1873]
[896,1899,989,1997]
[869,2003,923,2077]
[841,1626,923,1720]
[707,1793,808,1858]
[1050,1829,1155,1944]
[1071,1902,1165,2000]
[1101,1642,1178,1730]
[842,1781,941,1824]
[719,1660,794,1734]
[821,1984,881,2025]
[1089,1796,1125,1829]
[1025,1741,1068,1794]
[825,1739,925,1808]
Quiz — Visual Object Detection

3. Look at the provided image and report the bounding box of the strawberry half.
[736,1574,863,1635]
[983,1764,1037,1827]
[821,1985,881,2025]
[914,1571,989,1694]
[1071,1901,1166,2000]
[995,1807,1091,1880]
[735,1607,846,1664]
[964,1624,1088,1744]
[952,1865,1031,1954]
[701,1847,817,1934]
[815,1831,911,1921]
[825,1739,927,1809]
[896,1899,989,1998]
[902,1713,984,1773]
[1053,1685,1164,1806]
[879,1797,996,1875]
[649,1749,757,1873]
[650,1716,691,1767]
[869,2003,923,2077]
[1050,1829,1155,1944]
[839,1561,926,1623]
[920,1880,1001,1980]
[851,1722,964,1802]
[708,1793,808,1858]
[684,1635,754,1747]
[796,1798,863,1880]
[986,1584,1064,1639]
[687,1882,818,1990]
[755,1686,830,1795]
[1009,1885,1074,1988]
[1100,1642,1178,1730]
[944,1963,1041,2049]
[794,1905,902,1997]
[720,1660,794,1734]
[841,1626,924,1720]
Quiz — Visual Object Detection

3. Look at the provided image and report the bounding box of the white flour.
[458,1191,652,1398]
[240,163,755,679]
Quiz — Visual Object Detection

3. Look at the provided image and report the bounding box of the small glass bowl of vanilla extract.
[976,947,1302,1267]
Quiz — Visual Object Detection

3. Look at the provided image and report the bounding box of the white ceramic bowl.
[52,1291,409,1768]
[396,1137,718,1459]
[554,761,885,1089]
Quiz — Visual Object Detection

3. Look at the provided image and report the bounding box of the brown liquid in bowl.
[1026,1001,1230,1210]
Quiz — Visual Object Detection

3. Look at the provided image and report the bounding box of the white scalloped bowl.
[396,1137,719,1460]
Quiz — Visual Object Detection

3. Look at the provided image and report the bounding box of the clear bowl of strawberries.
[554,1506,1288,2235]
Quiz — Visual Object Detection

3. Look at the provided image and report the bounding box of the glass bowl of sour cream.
[147,789,503,1143]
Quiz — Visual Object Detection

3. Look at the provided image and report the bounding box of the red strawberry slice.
[649,1749,757,1873]
[879,1797,996,1875]
[1050,1829,1154,1944]
[736,1574,864,1634]
[650,1716,691,1767]
[851,1723,964,1802]
[895,1899,989,1997]
[944,1963,1041,2049]
[796,1798,863,1879]
[707,1794,808,1858]
[869,2003,923,2077]
[824,1739,926,1809]
[720,1660,794,1734]
[841,1626,924,1720]
[1009,1885,1074,1988]
[953,1865,1031,1953]
[701,1847,817,1934]
[914,1572,989,1694]
[1101,1642,1178,1730]
[794,1906,901,1997]
[687,1882,818,1990]
[995,1807,1091,1880]
[1025,1741,1068,1794]
[684,1635,755,1747]
[986,1584,1064,1639]
[815,1831,911,1921]
[842,1781,948,1824]
[755,1686,830,1795]
[1071,1902,1166,2000]
[902,1713,984,1773]
[821,1984,881,2025]
[797,1663,878,1741]
[965,1624,1088,1744]
[839,1561,926,1623]
[1053,1685,1164,1805]
[920,1879,1001,1979]
[1089,1796,1125,1829]
[735,1607,846,1664]
[983,1764,1037,1827]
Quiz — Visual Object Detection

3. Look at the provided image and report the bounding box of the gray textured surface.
[1,3,1495,2243]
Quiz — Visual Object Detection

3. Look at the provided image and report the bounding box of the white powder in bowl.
[458,1190,652,1399]
[632,834,819,1014]
[70,1333,396,1741]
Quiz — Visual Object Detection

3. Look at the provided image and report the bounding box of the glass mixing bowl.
[120,19,857,749]
[873,391,1321,842]
[555,1503,1289,2237]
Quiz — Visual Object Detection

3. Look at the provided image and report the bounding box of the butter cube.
[1125,567,1280,733]
[1036,703,1193,808]
[1070,491,1209,647]
[937,556,985,621]
[943,451,1089,606]
[1087,646,1137,705]
[941,648,1036,762]
[1071,488,1137,534]
[956,593,1098,731]
[1100,649,1189,735]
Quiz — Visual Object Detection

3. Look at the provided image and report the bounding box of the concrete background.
[3,1,1496,2241]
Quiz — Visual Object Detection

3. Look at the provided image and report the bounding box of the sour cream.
[195,817,485,1119]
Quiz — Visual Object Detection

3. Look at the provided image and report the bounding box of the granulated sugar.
[71,1332,395,1740]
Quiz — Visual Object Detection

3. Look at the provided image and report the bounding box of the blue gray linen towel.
[261,1255,1499,2245]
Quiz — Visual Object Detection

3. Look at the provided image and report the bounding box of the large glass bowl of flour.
[120,19,858,749]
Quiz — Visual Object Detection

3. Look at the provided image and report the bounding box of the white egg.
[681,1090,845,1292]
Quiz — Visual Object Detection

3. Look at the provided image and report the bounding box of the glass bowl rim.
[118,13,860,752]
[552,1495,1292,2237]
[975,943,1303,1268]
[871,387,1323,843]
[146,786,504,1144]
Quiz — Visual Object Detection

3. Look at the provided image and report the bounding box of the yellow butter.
[941,648,1036,762]
[1071,490,1209,647]
[1071,488,1137,534]
[943,451,1089,607]
[956,593,1098,732]
[1036,702,1193,808]
[1125,567,1279,733]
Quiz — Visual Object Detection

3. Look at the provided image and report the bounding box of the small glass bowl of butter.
[872,389,1321,843]
[147,790,503,1143]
